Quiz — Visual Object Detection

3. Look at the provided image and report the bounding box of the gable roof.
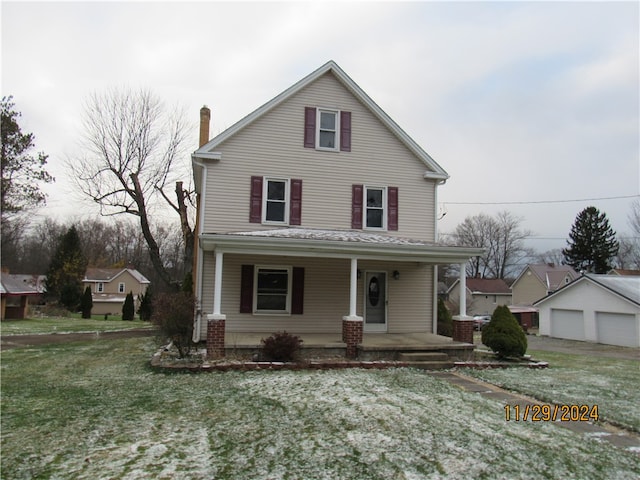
[608,268,640,276]
[83,268,150,284]
[1,273,46,296]
[447,277,511,295]
[512,264,579,291]
[534,274,640,307]
[193,60,449,183]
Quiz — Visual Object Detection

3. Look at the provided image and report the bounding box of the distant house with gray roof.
[82,267,150,316]
[447,277,512,316]
[1,273,46,319]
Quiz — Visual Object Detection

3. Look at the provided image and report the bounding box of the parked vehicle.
[473,315,491,331]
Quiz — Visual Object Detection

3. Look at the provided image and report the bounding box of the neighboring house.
[82,268,150,316]
[191,61,482,349]
[608,268,640,276]
[535,274,640,348]
[1,273,46,320]
[447,278,512,316]
[511,264,579,306]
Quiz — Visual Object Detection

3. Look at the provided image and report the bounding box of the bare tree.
[68,88,193,288]
[615,200,640,269]
[447,211,533,279]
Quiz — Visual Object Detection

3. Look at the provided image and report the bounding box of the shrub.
[151,292,194,358]
[122,292,135,321]
[261,331,303,362]
[437,298,453,337]
[481,305,527,358]
[80,286,93,319]
[137,287,153,321]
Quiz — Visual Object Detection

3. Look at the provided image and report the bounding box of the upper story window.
[118,282,125,293]
[250,176,302,226]
[264,178,289,224]
[97,282,104,293]
[304,107,351,152]
[352,184,398,231]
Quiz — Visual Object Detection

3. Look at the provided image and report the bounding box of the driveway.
[0,328,157,351]
[475,331,639,361]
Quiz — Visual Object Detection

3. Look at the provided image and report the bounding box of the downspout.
[433,177,447,335]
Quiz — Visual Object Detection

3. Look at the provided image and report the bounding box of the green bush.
[151,292,194,358]
[137,288,153,321]
[481,305,527,358]
[122,292,135,321]
[80,286,93,319]
[261,331,303,362]
[437,298,453,337]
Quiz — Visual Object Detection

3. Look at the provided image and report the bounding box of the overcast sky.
[2,1,639,253]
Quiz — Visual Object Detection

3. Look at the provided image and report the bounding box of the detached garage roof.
[534,274,640,307]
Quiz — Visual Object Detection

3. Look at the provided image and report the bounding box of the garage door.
[596,312,639,348]
[550,309,585,341]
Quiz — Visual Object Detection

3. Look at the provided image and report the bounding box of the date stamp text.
[505,404,599,422]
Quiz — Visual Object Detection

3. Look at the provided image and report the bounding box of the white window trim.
[97,282,104,293]
[363,185,387,231]
[118,282,125,293]
[253,265,292,315]
[316,108,340,151]
[262,177,290,225]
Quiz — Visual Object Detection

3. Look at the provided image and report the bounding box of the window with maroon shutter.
[304,107,316,148]
[340,111,351,152]
[388,187,398,231]
[240,265,254,313]
[249,176,263,223]
[290,179,302,225]
[352,184,363,229]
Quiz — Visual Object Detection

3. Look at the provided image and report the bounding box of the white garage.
[535,274,640,348]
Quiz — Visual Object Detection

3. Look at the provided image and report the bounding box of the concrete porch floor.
[221,332,475,360]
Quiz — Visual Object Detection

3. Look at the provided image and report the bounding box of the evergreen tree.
[437,298,453,337]
[137,287,153,321]
[81,286,93,319]
[122,292,135,320]
[562,206,619,274]
[482,305,527,358]
[45,226,87,310]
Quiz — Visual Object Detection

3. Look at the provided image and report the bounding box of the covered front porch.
[195,228,483,360]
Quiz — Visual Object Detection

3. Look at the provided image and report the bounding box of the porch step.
[403,361,455,370]
[398,352,450,362]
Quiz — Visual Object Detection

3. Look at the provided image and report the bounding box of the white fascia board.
[199,234,483,264]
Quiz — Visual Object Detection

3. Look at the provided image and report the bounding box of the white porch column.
[209,250,226,320]
[458,262,467,317]
[343,257,362,321]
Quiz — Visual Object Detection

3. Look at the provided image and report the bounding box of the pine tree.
[122,292,135,320]
[137,287,153,321]
[45,226,87,310]
[81,286,93,319]
[437,298,453,337]
[562,206,619,274]
[482,305,527,358]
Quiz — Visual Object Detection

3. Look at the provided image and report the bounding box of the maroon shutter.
[290,179,302,225]
[304,107,316,148]
[340,111,351,152]
[291,267,304,315]
[351,184,363,229]
[388,187,398,231]
[240,265,254,313]
[249,176,263,223]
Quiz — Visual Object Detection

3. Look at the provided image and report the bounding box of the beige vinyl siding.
[202,72,437,240]
[83,271,148,297]
[512,268,546,305]
[198,252,434,339]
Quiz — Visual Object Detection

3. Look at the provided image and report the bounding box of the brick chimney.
[199,105,211,148]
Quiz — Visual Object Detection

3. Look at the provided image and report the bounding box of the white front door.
[365,272,387,332]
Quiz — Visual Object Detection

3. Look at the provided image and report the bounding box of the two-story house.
[511,264,579,306]
[82,267,150,316]
[191,61,482,357]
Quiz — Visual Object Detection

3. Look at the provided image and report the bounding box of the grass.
[460,349,640,432]
[1,337,639,479]
[0,316,153,335]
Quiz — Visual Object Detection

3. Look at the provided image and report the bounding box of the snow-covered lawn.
[461,349,640,432]
[2,338,639,479]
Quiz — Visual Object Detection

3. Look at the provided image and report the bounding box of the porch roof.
[200,228,483,263]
